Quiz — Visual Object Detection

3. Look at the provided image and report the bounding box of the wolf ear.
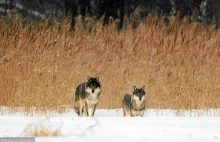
[87,76,91,81]
[96,76,99,81]
[133,86,137,91]
[142,85,146,91]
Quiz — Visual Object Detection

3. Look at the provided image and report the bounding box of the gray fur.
[75,82,87,102]
[123,86,146,117]
[74,77,101,117]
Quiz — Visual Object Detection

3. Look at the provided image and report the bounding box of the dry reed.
[0,14,220,114]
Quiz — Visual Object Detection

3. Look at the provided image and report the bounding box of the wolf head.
[132,86,145,102]
[85,76,101,95]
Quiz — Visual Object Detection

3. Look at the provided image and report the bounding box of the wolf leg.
[84,102,89,117]
[79,105,83,117]
[130,110,134,117]
[79,99,84,117]
[74,106,80,116]
[123,105,126,117]
[141,111,144,117]
[91,104,97,117]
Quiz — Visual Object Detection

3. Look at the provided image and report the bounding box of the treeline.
[0,0,220,29]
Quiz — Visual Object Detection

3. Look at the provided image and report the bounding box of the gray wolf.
[74,76,101,117]
[123,86,146,117]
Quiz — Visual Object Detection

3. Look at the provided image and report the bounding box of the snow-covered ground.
[0,108,220,142]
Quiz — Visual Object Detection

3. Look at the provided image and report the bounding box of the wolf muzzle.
[139,96,142,101]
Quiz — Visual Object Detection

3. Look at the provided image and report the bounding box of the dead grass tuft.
[21,119,63,136]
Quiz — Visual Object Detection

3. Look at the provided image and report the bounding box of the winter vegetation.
[0,12,220,115]
[0,1,220,141]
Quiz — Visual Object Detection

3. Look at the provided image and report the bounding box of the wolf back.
[75,82,87,102]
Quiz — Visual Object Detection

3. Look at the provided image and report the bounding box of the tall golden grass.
[0,14,220,114]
